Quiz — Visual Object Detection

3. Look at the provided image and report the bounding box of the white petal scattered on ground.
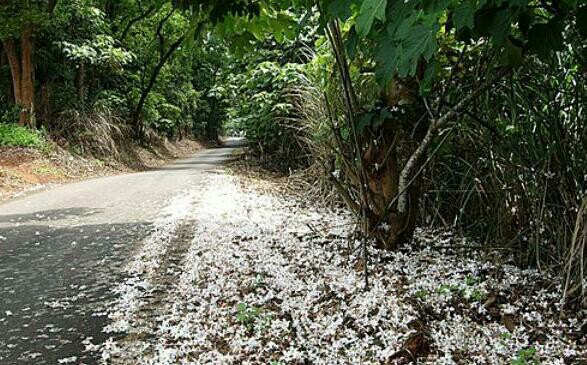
[57,356,77,364]
[99,172,586,364]
[103,190,197,334]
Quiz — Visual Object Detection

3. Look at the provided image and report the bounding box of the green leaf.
[326,0,357,20]
[419,59,438,95]
[453,1,475,31]
[346,26,359,59]
[577,5,587,38]
[561,0,578,9]
[375,40,400,84]
[399,22,438,76]
[422,0,450,13]
[356,0,387,38]
[357,112,374,132]
[375,18,438,83]
[500,38,523,66]
[487,9,511,45]
[527,18,564,59]
[386,0,417,35]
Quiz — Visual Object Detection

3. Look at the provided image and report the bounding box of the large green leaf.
[356,0,387,38]
[453,0,475,31]
[527,18,564,59]
[399,22,438,76]
[325,0,357,20]
[487,9,511,45]
[346,26,359,59]
[422,0,450,13]
[577,4,587,38]
[500,38,523,66]
[375,20,438,83]
[419,59,438,95]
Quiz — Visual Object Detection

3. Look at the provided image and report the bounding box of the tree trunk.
[362,120,423,250]
[2,25,35,128]
[206,99,219,142]
[38,81,52,129]
[3,38,23,111]
[76,63,87,103]
[132,36,184,141]
[20,25,35,128]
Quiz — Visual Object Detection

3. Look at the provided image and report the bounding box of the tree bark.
[20,25,35,128]
[2,26,36,128]
[76,63,87,103]
[3,38,23,109]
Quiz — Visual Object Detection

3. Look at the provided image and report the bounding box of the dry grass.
[50,108,129,158]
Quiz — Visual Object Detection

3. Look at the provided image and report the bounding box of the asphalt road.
[0,139,243,364]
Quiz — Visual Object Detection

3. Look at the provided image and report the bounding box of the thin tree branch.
[120,4,157,42]
[396,67,511,214]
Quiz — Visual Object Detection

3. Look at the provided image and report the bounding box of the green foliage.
[0,105,20,125]
[415,289,429,299]
[436,278,486,302]
[235,303,272,333]
[500,332,512,340]
[319,0,585,88]
[437,283,459,294]
[512,347,540,365]
[58,34,134,68]
[356,0,387,38]
[424,42,586,269]
[464,275,480,286]
[0,1,54,38]
[226,59,309,169]
[469,289,486,303]
[0,124,45,148]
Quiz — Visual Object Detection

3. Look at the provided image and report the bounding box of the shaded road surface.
[0,139,243,364]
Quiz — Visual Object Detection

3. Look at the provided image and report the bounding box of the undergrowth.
[0,123,47,148]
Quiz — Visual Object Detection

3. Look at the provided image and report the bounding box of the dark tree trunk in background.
[3,38,23,109]
[131,36,184,141]
[130,8,184,141]
[206,99,219,142]
[38,81,52,129]
[76,63,87,103]
[20,25,35,127]
[2,25,35,128]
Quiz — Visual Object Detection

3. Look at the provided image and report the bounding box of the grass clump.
[0,124,46,148]
[512,347,540,365]
[236,303,272,334]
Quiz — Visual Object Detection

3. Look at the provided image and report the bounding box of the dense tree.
[0,0,59,127]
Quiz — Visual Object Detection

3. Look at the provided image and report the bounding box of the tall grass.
[423,51,585,303]
[50,106,130,158]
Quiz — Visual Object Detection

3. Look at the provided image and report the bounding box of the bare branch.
[397,67,511,214]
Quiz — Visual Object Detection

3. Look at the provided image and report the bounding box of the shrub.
[0,124,46,148]
[227,61,309,170]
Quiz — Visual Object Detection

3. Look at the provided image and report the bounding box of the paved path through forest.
[0,139,243,364]
[1,138,584,364]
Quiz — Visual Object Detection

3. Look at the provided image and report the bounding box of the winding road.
[0,139,243,364]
